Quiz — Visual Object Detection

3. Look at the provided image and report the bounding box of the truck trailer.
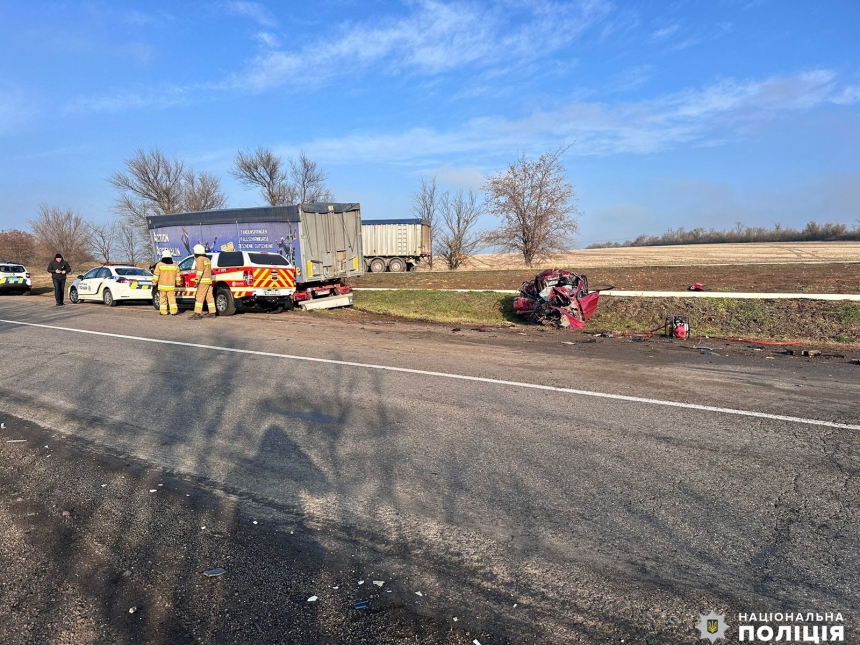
[147,203,363,310]
[361,218,431,272]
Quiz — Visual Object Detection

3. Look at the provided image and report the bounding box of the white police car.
[0,261,31,295]
[69,265,153,306]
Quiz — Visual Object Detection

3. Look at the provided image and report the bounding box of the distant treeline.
[587,221,860,249]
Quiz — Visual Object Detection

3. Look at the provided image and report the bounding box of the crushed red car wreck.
[513,269,601,329]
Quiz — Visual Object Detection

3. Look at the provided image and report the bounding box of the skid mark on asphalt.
[2,317,858,431]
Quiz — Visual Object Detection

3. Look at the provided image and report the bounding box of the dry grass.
[449,242,860,271]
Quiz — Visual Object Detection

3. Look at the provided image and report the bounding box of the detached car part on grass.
[513,269,601,329]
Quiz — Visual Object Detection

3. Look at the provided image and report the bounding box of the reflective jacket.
[153,262,181,291]
[194,256,212,284]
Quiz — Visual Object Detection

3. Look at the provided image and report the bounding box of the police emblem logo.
[696,611,728,642]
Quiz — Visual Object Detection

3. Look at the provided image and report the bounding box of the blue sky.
[1,0,858,246]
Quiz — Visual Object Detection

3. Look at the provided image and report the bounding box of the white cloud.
[61,86,192,115]
[651,23,679,40]
[226,1,277,27]
[231,0,611,90]
[427,164,487,191]
[298,69,860,163]
[0,86,29,136]
[254,31,279,48]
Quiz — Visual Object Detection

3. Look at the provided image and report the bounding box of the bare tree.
[86,221,118,263]
[230,147,293,206]
[0,229,37,265]
[435,190,482,270]
[115,221,149,265]
[109,148,186,217]
[182,171,227,212]
[231,147,334,205]
[483,147,579,266]
[289,150,334,203]
[411,175,438,268]
[28,206,93,266]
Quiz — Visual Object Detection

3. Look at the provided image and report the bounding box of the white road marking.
[352,288,860,301]
[2,317,858,430]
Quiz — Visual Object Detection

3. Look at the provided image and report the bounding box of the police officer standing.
[152,250,180,315]
[190,244,215,320]
[47,253,71,306]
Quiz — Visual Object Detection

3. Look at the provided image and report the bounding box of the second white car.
[69,265,153,306]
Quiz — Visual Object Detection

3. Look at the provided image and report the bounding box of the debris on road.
[307,596,318,602]
[1,422,5,429]
[358,580,365,585]
[688,282,704,291]
[415,591,423,596]
[512,269,600,329]
[802,349,822,357]
[372,580,384,587]
[354,601,369,609]
[6,439,27,443]
[128,607,138,614]
[203,568,225,577]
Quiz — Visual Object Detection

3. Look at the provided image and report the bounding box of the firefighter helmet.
[161,249,172,259]
[193,244,205,255]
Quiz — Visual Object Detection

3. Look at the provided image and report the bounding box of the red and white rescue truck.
[146,203,363,314]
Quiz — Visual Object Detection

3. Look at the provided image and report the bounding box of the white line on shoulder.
[1,317,857,430]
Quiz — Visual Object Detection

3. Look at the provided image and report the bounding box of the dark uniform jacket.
[47,259,72,278]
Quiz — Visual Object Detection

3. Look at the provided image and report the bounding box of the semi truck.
[146,203,363,310]
[361,218,431,272]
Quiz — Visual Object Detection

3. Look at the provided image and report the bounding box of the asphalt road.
[0,296,858,643]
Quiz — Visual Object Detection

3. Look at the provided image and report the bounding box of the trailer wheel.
[369,258,386,273]
[388,257,406,273]
[215,286,237,316]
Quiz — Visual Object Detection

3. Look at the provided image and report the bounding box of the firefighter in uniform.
[190,244,215,320]
[152,249,180,315]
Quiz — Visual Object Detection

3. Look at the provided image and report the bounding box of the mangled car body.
[513,269,600,329]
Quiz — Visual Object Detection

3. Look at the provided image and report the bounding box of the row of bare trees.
[412,147,579,269]
[11,145,575,271]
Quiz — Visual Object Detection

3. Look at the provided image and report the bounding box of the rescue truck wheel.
[69,287,80,304]
[388,257,406,273]
[369,257,386,273]
[103,288,116,307]
[215,286,237,316]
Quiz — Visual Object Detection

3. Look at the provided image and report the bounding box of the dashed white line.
[2,317,858,430]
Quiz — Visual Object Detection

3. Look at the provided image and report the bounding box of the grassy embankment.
[350,290,860,344]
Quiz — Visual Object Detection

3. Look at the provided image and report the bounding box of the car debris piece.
[473,640,482,645]
[373,580,384,587]
[307,596,318,602]
[415,591,423,596]
[128,607,138,614]
[358,580,365,585]
[1,422,5,429]
[203,568,226,577]
[354,601,369,609]
[802,350,821,357]
[512,269,600,329]
[6,439,26,443]
[688,282,704,291]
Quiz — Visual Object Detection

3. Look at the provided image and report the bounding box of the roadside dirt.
[351,262,860,293]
